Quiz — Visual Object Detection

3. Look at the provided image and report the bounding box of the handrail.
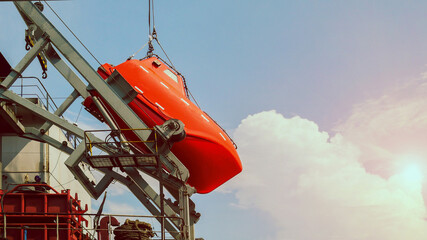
[84,128,158,157]
[10,76,59,111]
[8,183,60,194]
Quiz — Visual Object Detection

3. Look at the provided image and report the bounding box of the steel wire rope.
[148,0,157,41]
[49,171,69,190]
[148,0,152,36]
[151,0,155,31]
[154,38,176,71]
[147,42,235,148]
[152,6,205,114]
[145,0,202,112]
[109,179,129,195]
[127,40,150,60]
[146,0,175,70]
[43,1,103,67]
[39,1,209,189]
[74,104,84,123]
[186,85,201,108]
[51,176,77,189]
[42,1,108,149]
[127,0,154,60]
[50,149,62,174]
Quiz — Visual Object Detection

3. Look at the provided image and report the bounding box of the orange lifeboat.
[84,56,242,193]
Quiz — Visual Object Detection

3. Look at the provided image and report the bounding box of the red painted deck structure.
[0,184,89,240]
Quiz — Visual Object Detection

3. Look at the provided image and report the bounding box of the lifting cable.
[42,0,203,133]
[130,1,202,113]
[146,0,201,108]
[128,0,156,60]
[146,0,156,56]
[129,0,177,71]
[43,0,103,67]
[147,0,173,69]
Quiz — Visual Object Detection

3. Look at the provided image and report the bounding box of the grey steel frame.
[0,2,200,240]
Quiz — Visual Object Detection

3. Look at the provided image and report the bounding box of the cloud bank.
[228,81,427,240]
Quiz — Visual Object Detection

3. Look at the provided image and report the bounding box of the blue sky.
[4,1,427,128]
[3,1,427,239]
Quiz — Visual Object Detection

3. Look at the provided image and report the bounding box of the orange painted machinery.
[84,56,242,193]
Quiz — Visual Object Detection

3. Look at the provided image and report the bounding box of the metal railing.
[0,212,182,240]
[9,76,59,112]
[7,76,81,149]
[84,128,159,157]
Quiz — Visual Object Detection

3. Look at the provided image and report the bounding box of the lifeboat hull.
[88,57,242,193]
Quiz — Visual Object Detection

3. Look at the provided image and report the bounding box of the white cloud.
[108,182,127,196]
[334,81,427,178]
[106,201,141,216]
[227,108,427,240]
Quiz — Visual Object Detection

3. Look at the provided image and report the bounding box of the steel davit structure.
[0,2,222,239]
